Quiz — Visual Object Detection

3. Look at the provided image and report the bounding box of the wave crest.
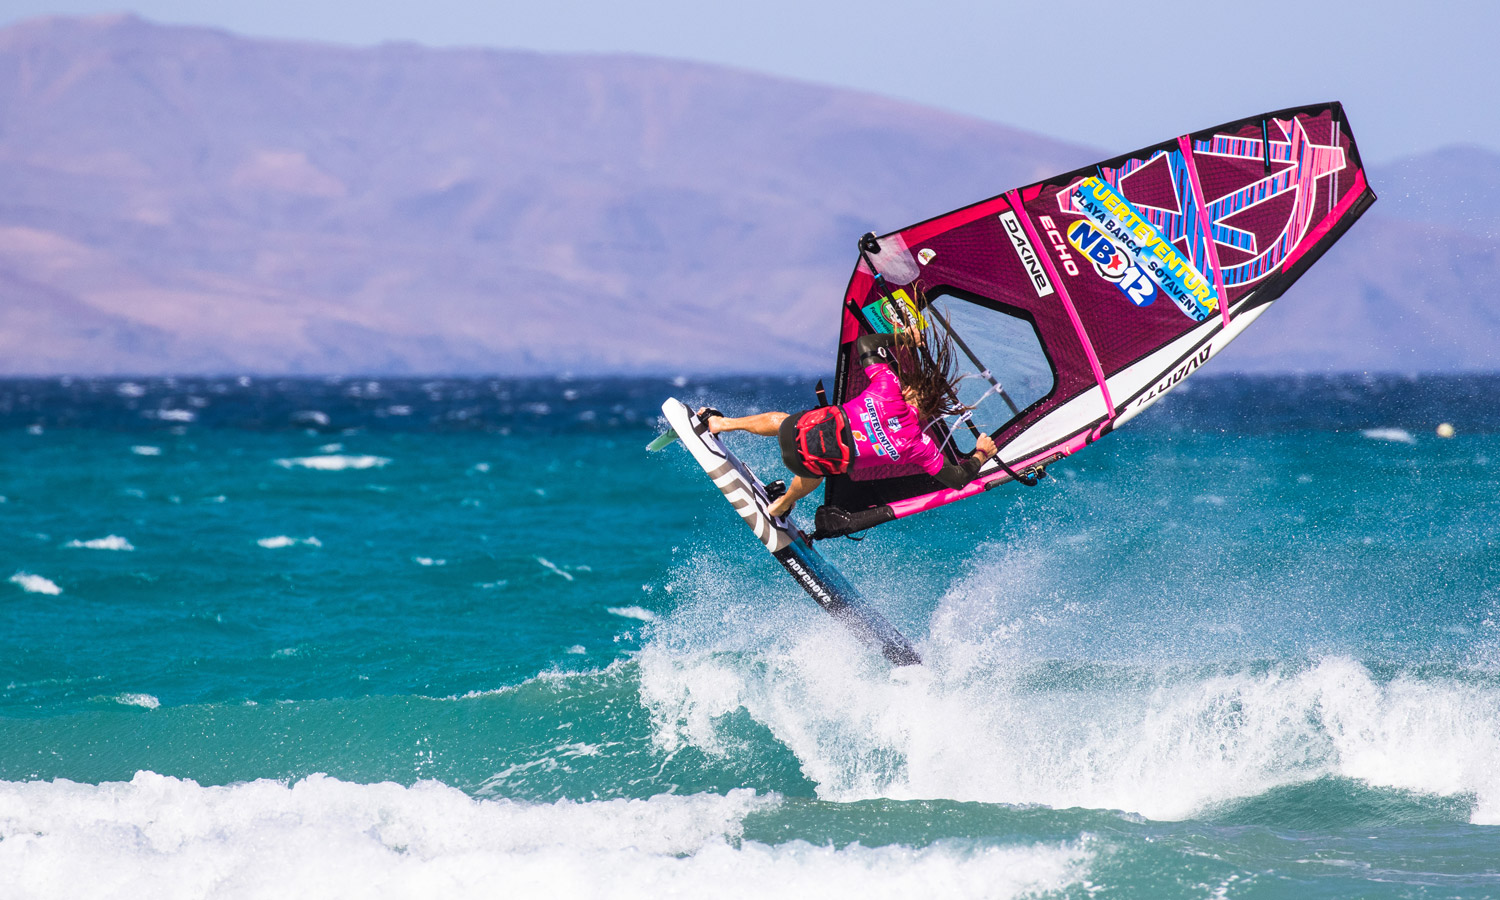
[0,773,1090,898]
[274,455,390,471]
[638,642,1500,824]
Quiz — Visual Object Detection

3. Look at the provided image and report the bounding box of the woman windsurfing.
[701,311,997,518]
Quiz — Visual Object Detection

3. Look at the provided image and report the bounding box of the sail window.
[925,289,1054,455]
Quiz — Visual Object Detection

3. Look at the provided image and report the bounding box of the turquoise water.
[2,376,1499,898]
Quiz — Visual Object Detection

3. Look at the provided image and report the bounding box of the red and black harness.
[794,406,853,476]
[779,381,855,478]
[786,408,858,477]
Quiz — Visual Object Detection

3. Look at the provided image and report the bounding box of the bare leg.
[767,474,821,518]
[700,409,788,436]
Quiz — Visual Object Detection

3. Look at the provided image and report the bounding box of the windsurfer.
[701,325,997,518]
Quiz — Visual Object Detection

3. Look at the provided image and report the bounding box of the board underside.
[657,398,920,666]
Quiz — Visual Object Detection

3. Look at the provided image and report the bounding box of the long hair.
[887,287,967,422]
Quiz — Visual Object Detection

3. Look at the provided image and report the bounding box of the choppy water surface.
[2,375,1499,898]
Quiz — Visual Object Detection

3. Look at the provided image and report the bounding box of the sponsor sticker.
[861,288,929,334]
[917,248,936,265]
[1065,220,1158,308]
[998,211,1055,297]
[861,397,900,460]
[1070,177,1218,322]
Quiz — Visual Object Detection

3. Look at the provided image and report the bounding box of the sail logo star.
[1057,116,1347,287]
[1065,219,1159,308]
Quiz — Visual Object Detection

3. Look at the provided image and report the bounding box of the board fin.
[645,429,679,452]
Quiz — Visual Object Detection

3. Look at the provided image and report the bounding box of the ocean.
[2,373,1498,898]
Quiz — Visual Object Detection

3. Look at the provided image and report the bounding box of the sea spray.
[637,637,1500,824]
[638,535,1500,822]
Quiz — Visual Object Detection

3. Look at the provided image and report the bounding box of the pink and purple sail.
[815,102,1375,538]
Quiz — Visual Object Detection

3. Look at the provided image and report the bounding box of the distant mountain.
[1370,145,1500,233]
[0,15,1495,374]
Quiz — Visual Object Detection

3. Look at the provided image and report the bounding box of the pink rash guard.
[841,361,946,476]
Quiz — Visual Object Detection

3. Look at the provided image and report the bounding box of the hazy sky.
[4,0,1496,163]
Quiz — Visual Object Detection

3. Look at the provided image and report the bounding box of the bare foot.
[697,407,723,433]
[766,496,794,518]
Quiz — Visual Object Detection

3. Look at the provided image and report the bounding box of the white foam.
[9,572,62,595]
[116,382,146,398]
[114,693,160,709]
[257,536,322,549]
[130,445,162,456]
[637,557,1500,824]
[537,557,574,581]
[65,535,135,551]
[275,455,390,471]
[1361,427,1416,444]
[150,409,196,423]
[608,606,658,623]
[415,557,447,567]
[0,774,1091,899]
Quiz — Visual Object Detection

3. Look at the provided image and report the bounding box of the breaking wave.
[274,454,391,470]
[633,542,1500,826]
[65,535,135,551]
[0,774,1091,900]
[9,572,62,595]
[257,536,323,549]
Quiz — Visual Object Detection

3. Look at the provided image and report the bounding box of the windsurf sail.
[817,102,1375,538]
